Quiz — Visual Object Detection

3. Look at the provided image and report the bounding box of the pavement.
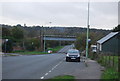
[72,59,104,79]
[2,45,104,79]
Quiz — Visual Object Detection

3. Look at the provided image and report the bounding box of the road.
[2,45,86,79]
[3,54,85,79]
[58,44,74,53]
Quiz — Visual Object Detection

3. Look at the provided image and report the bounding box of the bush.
[24,38,40,51]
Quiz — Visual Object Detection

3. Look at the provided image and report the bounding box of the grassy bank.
[101,68,118,79]
[97,55,118,70]
[11,46,64,55]
[96,54,119,80]
[14,51,49,55]
[47,46,64,53]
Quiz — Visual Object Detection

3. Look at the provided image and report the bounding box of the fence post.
[108,53,110,67]
[105,53,107,67]
[103,54,105,66]
[100,53,102,64]
[118,55,120,79]
[107,54,109,67]
[112,55,114,68]
[102,53,104,65]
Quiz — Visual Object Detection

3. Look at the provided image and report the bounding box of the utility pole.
[86,0,90,59]
[40,26,43,51]
[43,22,52,52]
[43,26,45,52]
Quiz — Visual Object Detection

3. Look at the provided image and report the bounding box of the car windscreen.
[68,50,79,54]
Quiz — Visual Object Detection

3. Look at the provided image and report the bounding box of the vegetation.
[12,46,64,55]
[1,24,110,38]
[24,38,40,51]
[112,25,120,32]
[11,26,24,42]
[12,51,49,55]
[101,68,118,79]
[47,46,64,53]
[1,24,110,53]
[75,31,108,51]
[46,75,75,81]
[2,27,12,39]
[103,56,118,65]
[97,55,118,69]
[96,54,119,80]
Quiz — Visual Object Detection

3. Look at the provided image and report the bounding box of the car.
[48,50,52,53]
[66,49,80,62]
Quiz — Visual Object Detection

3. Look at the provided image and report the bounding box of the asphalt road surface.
[58,44,74,53]
[2,45,86,79]
[3,54,86,79]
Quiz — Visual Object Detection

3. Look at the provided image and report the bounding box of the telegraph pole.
[40,26,44,51]
[43,22,52,52]
[86,0,90,59]
[43,26,45,52]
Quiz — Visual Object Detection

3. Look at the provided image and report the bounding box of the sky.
[0,0,119,29]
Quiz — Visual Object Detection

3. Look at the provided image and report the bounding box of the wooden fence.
[90,52,119,72]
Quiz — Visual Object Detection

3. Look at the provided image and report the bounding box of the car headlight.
[77,55,80,57]
[66,54,69,57]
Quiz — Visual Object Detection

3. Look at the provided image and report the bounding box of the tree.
[2,27,12,38]
[75,32,106,51]
[113,25,120,32]
[24,38,40,51]
[11,26,24,42]
[75,33,86,51]
[27,29,38,38]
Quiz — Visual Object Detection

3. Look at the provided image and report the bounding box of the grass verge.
[46,75,75,81]
[17,51,49,55]
[48,46,64,53]
[101,67,118,79]
[11,50,49,55]
[96,55,119,80]
[11,46,64,55]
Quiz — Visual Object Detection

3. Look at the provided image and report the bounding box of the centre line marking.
[41,76,44,79]
[40,58,64,79]
[45,73,48,76]
[49,70,51,72]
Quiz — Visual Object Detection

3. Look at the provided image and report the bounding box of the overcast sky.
[0,0,119,29]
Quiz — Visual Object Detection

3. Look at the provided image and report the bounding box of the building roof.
[97,32,119,44]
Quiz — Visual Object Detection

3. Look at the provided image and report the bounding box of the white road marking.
[49,70,51,72]
[40,76,44,79]
[51,68,54,70]
[45,73,48,76]
[40,58,64,79]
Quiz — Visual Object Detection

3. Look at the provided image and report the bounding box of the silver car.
[66,49,80,62]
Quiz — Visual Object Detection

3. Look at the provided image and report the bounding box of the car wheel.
[77,59,80,62]
[66,58,69,62]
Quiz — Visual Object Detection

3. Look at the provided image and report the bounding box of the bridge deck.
[43,37,76,41]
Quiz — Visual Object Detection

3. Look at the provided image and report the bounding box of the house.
[97,32,120,55]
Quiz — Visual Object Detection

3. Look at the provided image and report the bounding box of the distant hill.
[1,24,111,38]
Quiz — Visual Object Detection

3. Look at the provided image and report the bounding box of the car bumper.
[66,57,80,60]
